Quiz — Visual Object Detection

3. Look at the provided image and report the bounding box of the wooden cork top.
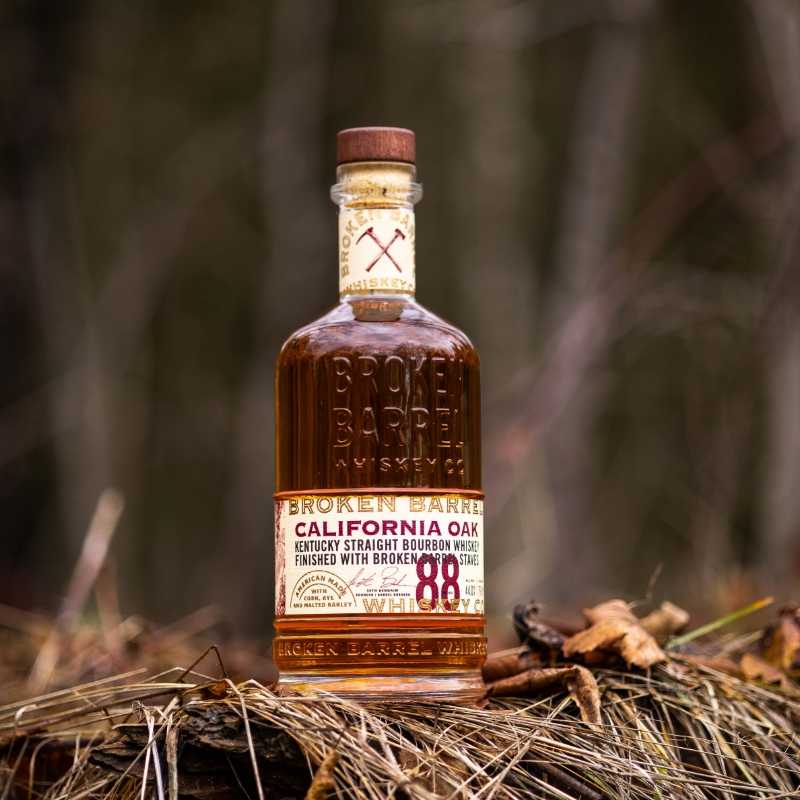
[337,127,415,165]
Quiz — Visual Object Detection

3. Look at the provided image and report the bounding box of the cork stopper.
[337,127,415,166]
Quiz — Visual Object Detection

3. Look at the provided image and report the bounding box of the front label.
[339,209,415,295]
[275,493,484,616]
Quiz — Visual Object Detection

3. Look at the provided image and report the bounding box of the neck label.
[339,208,415,296]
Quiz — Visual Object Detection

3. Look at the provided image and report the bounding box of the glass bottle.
[273,127,485,700]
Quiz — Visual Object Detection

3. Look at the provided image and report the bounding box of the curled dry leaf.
[513,601,568,652]
[564,665,602,726]
[486,665,601,727]
[562,600,666,669]
[481,650,541,683]
[741,652,791,689]
[641,602,690,638]
[760,605,800,671]
[486,667,568,696]
[304,749,339,800]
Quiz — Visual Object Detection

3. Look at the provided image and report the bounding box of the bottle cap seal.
[337,127,415,165]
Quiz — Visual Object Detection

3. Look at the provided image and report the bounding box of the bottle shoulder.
[278,297,479,364]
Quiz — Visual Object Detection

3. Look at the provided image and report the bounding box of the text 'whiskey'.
[274,127,485,700]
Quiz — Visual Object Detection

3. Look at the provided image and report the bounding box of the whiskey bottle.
[273,127,486,700]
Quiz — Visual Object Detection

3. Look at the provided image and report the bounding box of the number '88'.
[415,553,460,610]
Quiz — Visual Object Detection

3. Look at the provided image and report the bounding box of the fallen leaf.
[679,655,744,679]
[564,664,602,726]
[198,681,229,700]
[741,652,790,689]
[760,605,800,671]
[304,749,339,800]
[641,602,690,638]
[481,650,541,683]
[562,600,666,669]
[485,667,568,696]
[486,665,601,727]
[513,601,568,651]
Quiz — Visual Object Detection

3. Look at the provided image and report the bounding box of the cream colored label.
[338,209,415,295]
[275,493,484,616]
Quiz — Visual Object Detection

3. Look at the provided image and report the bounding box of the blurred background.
[1,0,799,654]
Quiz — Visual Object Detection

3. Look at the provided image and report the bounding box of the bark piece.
[641,602,690,638]
[89,708,310,799]
[563,600,666,669]
[305,749,339,800]
[741,652,791,689]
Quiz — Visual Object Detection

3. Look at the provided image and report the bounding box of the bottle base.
[273,613,487,702]
[278,670,485,703]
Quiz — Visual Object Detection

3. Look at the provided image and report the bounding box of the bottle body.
[274,296,486,699]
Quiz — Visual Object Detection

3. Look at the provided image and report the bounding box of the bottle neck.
[331,162,422,300]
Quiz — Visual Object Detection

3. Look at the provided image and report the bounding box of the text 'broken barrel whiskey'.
[274,127,486,699]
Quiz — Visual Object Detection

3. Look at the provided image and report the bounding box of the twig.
[524,758,610,800]
[175,645,229,683]
[27,489,125,693]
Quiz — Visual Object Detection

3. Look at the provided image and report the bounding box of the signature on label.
[347,566,415,589]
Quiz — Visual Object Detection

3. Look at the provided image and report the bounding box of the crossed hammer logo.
[357,226,406,272]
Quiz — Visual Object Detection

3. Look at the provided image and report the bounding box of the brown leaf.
[640,602,690,638]
[486,665,602,727]
[481,651,541,683]
[513,602,569,651]
[564,664,602,727]
[304,749,339,800]
[485,667,569,697]
[760,605,800,671]
[679,655,744,679]
[562,600,666,669]
[198,681,229,700]
[741,652,791,689]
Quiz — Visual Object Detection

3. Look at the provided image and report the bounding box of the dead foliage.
[4,592,800,800]
[486,664,601,726]
[640,601,690,639]
[305,750,339,800]
[562,599,666,668]
[760,604,800,670]
[740,652,791,689]
[3,649,800,800]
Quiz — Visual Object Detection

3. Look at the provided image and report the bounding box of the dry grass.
[2,646,800,800]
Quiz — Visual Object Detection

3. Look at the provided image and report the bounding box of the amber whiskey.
[273,127,485,700]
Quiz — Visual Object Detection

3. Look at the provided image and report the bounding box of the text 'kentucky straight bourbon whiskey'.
[274,127,485,699]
